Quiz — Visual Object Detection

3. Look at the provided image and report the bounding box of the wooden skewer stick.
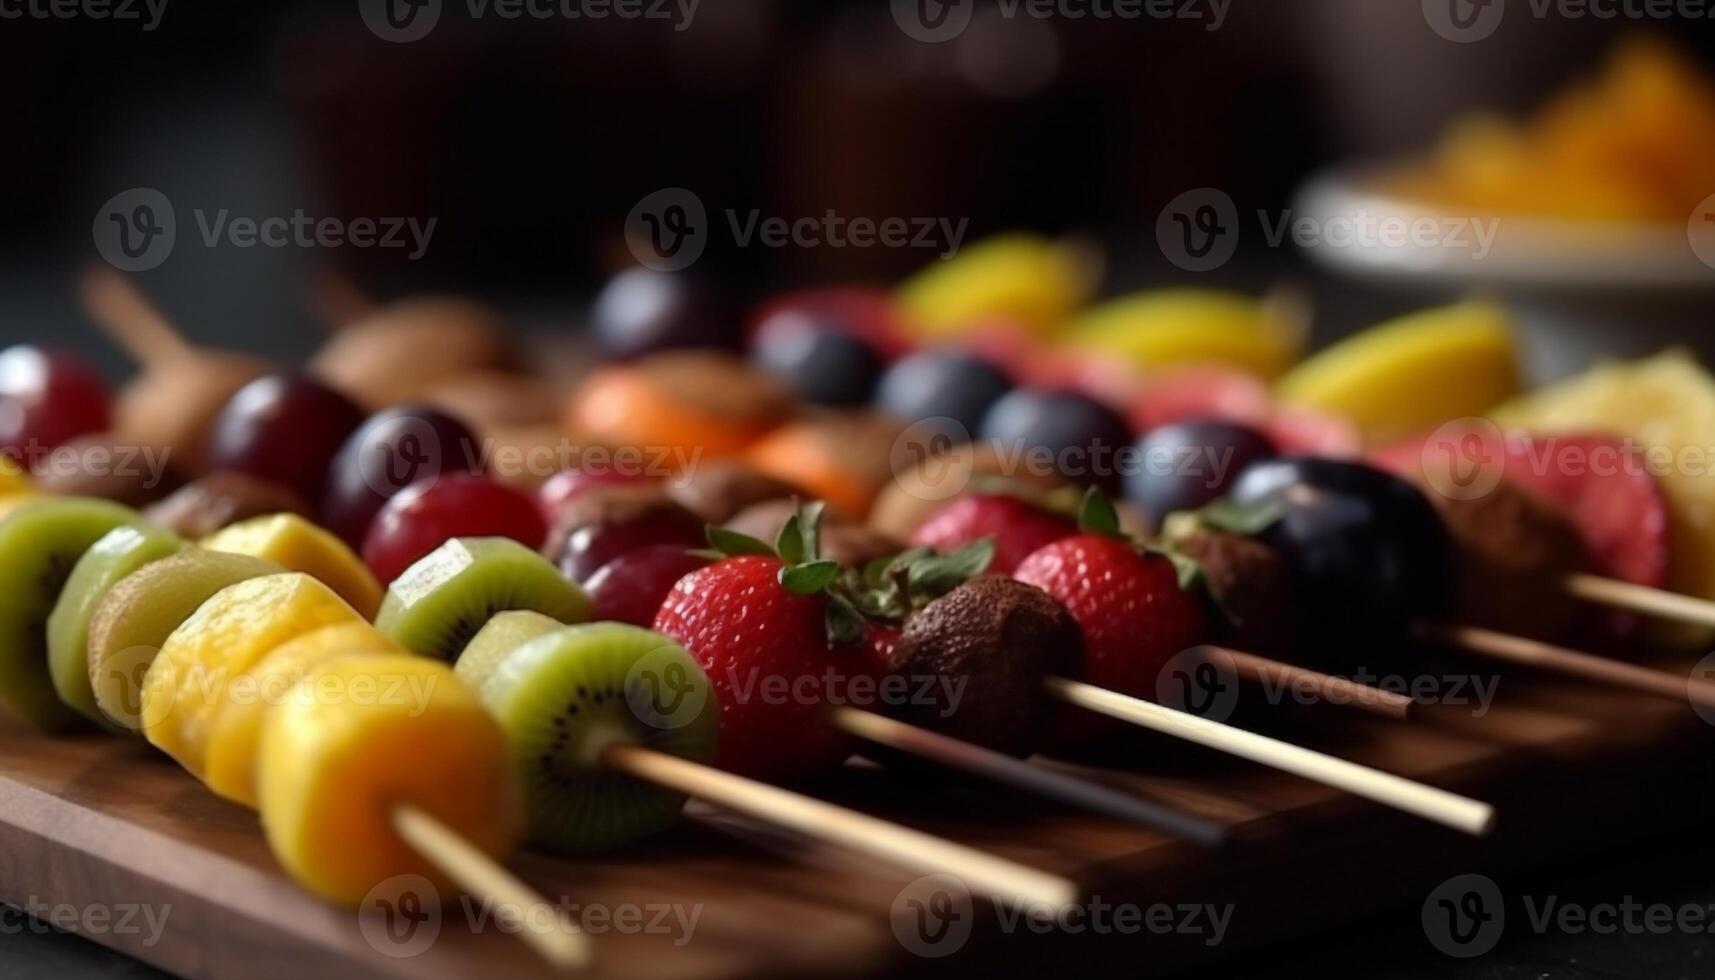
[1042,676,1495,837]
[78,266,193,366]
[1419,622,1715,712]
[1564,573,1715,630]
[827,707,1227,847]
[1216,648,1416,721]
[391,804,590,972]
[604,743,1079,912]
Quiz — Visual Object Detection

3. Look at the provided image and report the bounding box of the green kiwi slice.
[375,537,591,661]
[47,523,185,726]
[0,498,145,730]
[455,610,563,692]
[476,622,717,854]
[86,548,282,731]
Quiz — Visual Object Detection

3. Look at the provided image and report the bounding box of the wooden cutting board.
[2,650,1712,980]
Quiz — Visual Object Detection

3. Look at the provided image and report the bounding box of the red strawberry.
[1014,534,1205,705]
[910,493,1077,575]
[654,554,866,781]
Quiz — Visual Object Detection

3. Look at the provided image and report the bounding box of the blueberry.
[750,315,884,407]
[875,350,1014,437]
[591,267,738,359]
[1126,420,1277,528]
[1229,457,1455,650]
[979,388,1133,492]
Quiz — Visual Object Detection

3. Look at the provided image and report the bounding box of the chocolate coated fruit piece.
[0,497,143,730]
[143,471,310,539]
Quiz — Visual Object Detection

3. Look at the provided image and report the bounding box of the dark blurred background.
[2,0,1710,374]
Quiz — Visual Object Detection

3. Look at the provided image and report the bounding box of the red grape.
[0,346,111,462]
[322,406,482,545]
[362,473,546,586]
[547,487,706,584]
[535,468,654,524]
[583,545,709,626]
[206,374,365,503]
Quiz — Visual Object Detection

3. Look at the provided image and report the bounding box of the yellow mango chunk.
[1063,289,1307,380]
[202,514,382,619]
[203,621,403,807]
[142,573,362,775]
[259,654,522,906]
[897,233,1093,339]
[1276,301,1520,444]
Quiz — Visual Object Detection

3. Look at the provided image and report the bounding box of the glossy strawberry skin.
[653,555,860,780]
[910,494,1077,576]
[1013,534,1205,700]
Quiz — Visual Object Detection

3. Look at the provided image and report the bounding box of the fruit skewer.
[374,539,1080,910]
[0,498,587,970]
[637,507,1494,838]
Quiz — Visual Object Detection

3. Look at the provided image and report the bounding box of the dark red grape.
[546,487,706,584]
[322,406,482,545]
[534,468,655,524]
[1126,420,1277,528]
[206,374,365,503]
[361,473,546,586]
[979,388,1132,493]
[0,346,111,462]
[591,267,738,359]
[583,545,709,626]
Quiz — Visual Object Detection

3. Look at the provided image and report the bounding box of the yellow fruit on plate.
[202,514,382,619]
[1062,288,1308,380]
[259,653,522,905]
[142,573,362,775]
[1493,350,1715,620]
[1276,301,1520,444]
[896,233,1094,339]
[202,621,403,807]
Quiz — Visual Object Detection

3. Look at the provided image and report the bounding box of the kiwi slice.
[86,548,282,731]
[47,523,185,726]
[0,498,143,730]
[455,610,563,692]
[476,622,717,854]
[375,537,590,661]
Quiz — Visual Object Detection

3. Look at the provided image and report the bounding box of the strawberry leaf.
[906,537,995,598]
[776,513,804,565]
[825,593,867,647]
[780,559,841,595]
[798,500,825,561]
[707,526,775,558]
[1077,488,1123,538]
